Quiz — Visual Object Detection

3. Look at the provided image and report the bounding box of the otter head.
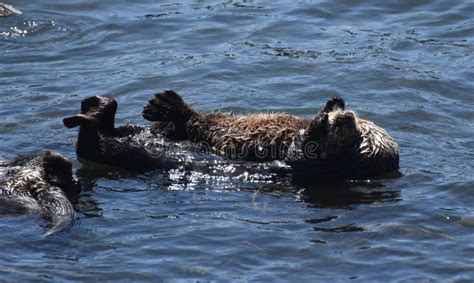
[320,110,360,154]
[303,97,360,156]
[287,97,400,178]
[42,151,81,196]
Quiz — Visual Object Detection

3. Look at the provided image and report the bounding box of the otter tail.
[44,210,76,237]
[44,213,75,236]
[143,90,199,123]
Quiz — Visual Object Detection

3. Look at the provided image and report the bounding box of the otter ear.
[43,151,54,159]
[319,97,345,114]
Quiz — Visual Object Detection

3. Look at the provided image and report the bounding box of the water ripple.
[0,0,473,281]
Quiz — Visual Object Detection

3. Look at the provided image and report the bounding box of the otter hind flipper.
[80,96,117,117]
[143,90,197,122]
[80,96,118,135]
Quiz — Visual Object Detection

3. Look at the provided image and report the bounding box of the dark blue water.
[1,0,473,281]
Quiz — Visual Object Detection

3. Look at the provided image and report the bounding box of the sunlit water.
[1,0,473,281]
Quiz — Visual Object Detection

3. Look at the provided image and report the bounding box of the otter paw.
[322,96,345,113]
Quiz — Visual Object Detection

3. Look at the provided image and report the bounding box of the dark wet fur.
[65,97,182,172]
[0,151,80,235]
[286,104,399,178]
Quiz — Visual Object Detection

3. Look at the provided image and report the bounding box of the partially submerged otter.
[143,91,399,178]
[285,109,399,178]
[63,96,189,172]
[0,151,80,235]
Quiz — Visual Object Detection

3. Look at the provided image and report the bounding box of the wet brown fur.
[143,91,357,161]
[143,90,399,177]
[143,91,311,161]
[187,112,309,161]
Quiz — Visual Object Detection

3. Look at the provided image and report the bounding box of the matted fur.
[187,112,310,161]
[0,152,78,235]
[143,90,310,161]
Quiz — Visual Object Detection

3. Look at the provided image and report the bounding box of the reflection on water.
[298,180,401,208]
[1,0,474,281]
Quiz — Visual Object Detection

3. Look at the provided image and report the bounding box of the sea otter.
[0,151,80,235]
[0,3,21,17]
[63,96,189,172]
[143,91,399,178]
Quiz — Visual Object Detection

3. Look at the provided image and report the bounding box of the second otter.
[0,151,80,235]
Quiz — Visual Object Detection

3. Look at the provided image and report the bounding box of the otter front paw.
[320,96,345,113]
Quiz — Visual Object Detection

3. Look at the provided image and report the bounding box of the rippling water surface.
[1,0,473,281]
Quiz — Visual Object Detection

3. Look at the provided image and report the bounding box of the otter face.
[42,152,81,194]
[304,109,360,157]
[323,110,360,153]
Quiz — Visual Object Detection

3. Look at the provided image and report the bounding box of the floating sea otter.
[65,92,399,178]
[0,151,80,235]
[143,91,399,178]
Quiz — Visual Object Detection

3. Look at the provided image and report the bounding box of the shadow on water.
[298,180,401,208]
[74,155,402,221]
[72,160,159,219]
[259,174,402,209]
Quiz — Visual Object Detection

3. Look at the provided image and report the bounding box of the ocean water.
[1,0,473,281]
